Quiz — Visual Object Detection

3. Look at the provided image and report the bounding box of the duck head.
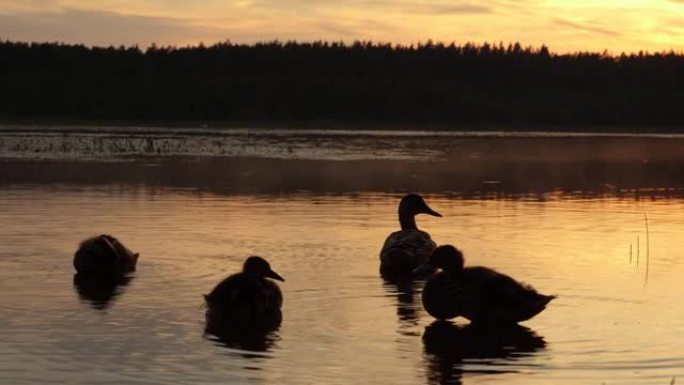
[413,245,464,276]
[398,193,442,230]
[243,256,285,282]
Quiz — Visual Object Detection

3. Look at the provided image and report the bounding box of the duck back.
[205,274,283,326]
[380,230,437,274]
[422,266,555,324]
[73,234,138,275]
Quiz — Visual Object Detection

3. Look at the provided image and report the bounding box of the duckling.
[73,234,139,276]
[380,194,442,276]
[204,256,284,328]
[415,245,555,324]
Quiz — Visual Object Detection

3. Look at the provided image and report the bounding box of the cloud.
[0,8,213,46]
[0,2,470,46]
[0,0,59,11]
[0,0,674,53]
[404,4,492,15]
[364,1,493,15]
[312,17,404,40]
[553,18,621,37]
[243,0,493,15]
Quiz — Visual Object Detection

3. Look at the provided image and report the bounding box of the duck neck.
[399,211,418,230]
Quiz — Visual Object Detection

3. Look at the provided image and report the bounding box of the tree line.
[1,40,683,129]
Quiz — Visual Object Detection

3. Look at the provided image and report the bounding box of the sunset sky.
[0,0,683,53]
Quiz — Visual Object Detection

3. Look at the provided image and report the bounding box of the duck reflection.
[204,311,281,356]
[422,321,546,385]
[73,273,134,310]
[381,273,423,334]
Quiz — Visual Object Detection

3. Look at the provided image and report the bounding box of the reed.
[644,213,650,285]
[637,234,640,267]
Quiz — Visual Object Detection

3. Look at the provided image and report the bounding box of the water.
[1,128,683,384]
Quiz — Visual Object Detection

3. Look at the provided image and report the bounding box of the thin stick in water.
[644,213,650,285]
[636,234,640,267]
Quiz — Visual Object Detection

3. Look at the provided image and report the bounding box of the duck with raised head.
[73,234,139,276]
[380,193,442,277]
[415,245,555,325]
[204,256,284,329]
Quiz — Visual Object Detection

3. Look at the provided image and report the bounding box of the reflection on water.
[381,276,423,336]
[204,316,281,358]
[73,273,134,310]
[423,322,546,385]
[1,133,684,384]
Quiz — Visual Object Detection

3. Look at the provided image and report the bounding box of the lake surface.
[1,128,683,384]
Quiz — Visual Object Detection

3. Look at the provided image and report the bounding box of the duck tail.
[517,293,556,322]
[538,294,556,307]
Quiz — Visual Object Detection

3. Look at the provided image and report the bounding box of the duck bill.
[266,270,285,282]
[423,206,442,217]
[412,261,435,276]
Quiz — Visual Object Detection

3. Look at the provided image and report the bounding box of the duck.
[415,245,555,324]
[204,256,284,329]
[73,234,139,276]
[380,193,442,277]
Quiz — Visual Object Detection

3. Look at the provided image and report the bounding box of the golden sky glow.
[0,0,683,53]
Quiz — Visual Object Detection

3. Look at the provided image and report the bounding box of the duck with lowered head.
[380,193,442,277]
[204,256,284,329]
[73,234,139,276]
[415,245,555,325]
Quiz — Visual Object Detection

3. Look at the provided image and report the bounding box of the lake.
[1,128,682,384]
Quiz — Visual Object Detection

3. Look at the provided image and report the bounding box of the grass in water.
[644,213,650,285]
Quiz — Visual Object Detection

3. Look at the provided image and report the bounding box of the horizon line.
[3,37,683,57]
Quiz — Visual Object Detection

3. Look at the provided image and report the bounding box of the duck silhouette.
[380,194,442,277]
[73,234,139,276]
[416,245,555,325]
[204,256,284,330]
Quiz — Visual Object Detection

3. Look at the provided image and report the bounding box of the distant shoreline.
[3,41,684,130]
[3,122,684,162]
[2,120,684,137]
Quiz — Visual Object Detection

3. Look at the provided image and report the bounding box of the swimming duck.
[380,194,442,276]
[204,256,284,328]
[73,234,139,276]
[415,245,555,324]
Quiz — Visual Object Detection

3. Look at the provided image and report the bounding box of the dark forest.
[1,40,683,130]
